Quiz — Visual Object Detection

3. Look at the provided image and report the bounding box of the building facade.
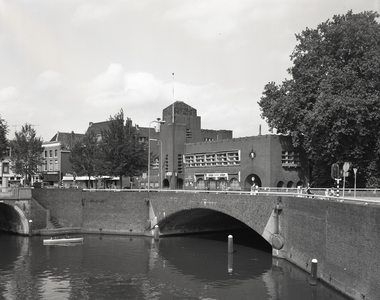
[143,101,309,191]
[0,148,22,188]
[54,101,308,191]
[41,131,84,187]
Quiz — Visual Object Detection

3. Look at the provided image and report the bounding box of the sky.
[0,0,379,141]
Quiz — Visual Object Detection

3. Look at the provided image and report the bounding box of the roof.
[86,121,111,135]
[49,132,85,150]
[163,101,197,118]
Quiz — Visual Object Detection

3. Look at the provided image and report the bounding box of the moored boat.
[43,237,84,245]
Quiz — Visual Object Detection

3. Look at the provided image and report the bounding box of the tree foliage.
[69,130,102,188]
[100,109,147,188]
[10,124,43,185]
[0,115,9,159]
[259,11,380,187]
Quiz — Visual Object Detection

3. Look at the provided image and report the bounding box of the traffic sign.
[343,162,350,172]
[331,163,340,179]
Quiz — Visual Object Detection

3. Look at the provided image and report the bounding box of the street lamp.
[150,139,162,189]
[148,119,165,190]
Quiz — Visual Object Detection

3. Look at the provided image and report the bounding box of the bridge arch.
[0,202,30,235]
[157,208,250,234]
[149,194,281,250]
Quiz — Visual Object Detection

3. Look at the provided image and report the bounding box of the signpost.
[331,163,341,197]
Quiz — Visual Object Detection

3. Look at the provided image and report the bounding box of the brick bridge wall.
[30,189,380,300]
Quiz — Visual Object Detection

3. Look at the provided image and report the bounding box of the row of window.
[42,160,59,171]
[281,151,300,167]
[44,149,58,158]
[184,150,241,168]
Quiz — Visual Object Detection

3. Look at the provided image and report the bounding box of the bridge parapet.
[0,188,32,200]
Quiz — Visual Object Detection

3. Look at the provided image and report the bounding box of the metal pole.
[353,168,358,198]
[159,140,162,189]
[342,173,346,198]
[148,122,152,191]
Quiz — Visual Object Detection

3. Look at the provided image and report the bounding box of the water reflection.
[0,232,349,300]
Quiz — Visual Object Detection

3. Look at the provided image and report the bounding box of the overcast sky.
[1,0,379,141]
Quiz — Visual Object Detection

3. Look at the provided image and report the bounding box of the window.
[281,151,300,167]
[2,162,9,174]
[55,149,58,157]
[184,150,240,168]
[44,151,47,158]
[49,160,53,171]
[49,150,53,158]
[54,160,59,170]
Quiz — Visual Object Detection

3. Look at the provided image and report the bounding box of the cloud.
[89,63,125,93]
[85,65,169,109]
[0,86,19,102]
[35,70,64,91]
[164,0,254,40]
[72,3,115,23]
[83,63,268,137]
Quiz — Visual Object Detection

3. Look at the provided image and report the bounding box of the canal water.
[0,231,350,300]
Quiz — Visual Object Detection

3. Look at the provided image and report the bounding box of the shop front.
[190,172,242,191]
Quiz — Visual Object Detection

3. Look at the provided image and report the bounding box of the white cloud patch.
[0,86,19,102]
[85,65,170,109]
[164,0,254,40]
[84,63,268,137]
[35,70,64,91]
[72,3,114,23]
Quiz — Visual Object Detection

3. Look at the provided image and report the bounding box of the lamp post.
[148,119,165,190]
[150,139,162,189]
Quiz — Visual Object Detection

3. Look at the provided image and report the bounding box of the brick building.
[41,131,84,187]
[143,101,309,191]
[56,101,309,191]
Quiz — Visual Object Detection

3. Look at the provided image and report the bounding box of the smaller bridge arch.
[0,202,30,235]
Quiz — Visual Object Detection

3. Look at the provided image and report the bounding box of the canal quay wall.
[30,189,380,300]
[31,189,149,235]
[278,195,380,300]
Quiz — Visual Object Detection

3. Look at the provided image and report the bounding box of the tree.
[0,115,9,159]
[258,11,380,187]
[100,109,147,188]
[69,130,102,188]
[10,124,43,186]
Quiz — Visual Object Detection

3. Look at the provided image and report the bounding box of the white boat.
[43,237,84,245]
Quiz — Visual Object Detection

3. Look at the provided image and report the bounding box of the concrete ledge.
[34,227,81,236]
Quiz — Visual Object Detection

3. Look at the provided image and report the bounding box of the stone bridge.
[0,188,35,235]
[1,188,380,300]
[147,191,284,250]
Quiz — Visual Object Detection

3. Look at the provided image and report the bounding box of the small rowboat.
[43,237,84,245]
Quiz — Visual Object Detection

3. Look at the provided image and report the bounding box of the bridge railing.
[0,187,33,199]
[82,187,380,205]
[0,187,18,196]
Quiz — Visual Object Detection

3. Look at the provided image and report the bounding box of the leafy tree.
[69,130,102,188]
[100,109,147,188]
[0,115,9,159]
[258,11,380,187]
[10,124,43,186]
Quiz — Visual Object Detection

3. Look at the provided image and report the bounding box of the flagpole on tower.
[172,73,175,123]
